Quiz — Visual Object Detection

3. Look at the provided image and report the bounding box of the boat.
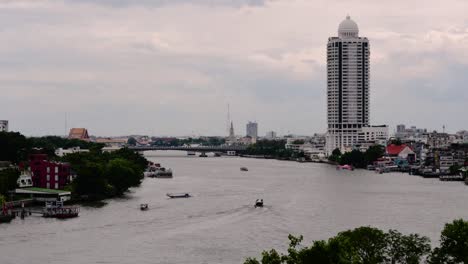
[240,167,248,171]
[140,204,148,211]
[146,167,173,178]
[0,203,15,223]
[187,151,196,156]
[199,153,208,157]
[255,199,263,208]
[42,201,79,219]
[336,164,354,171]
[0,214,15,223]
[166,193,190,198]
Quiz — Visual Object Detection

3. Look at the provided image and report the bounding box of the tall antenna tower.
[64,113,68,137]
[227,103,231,136]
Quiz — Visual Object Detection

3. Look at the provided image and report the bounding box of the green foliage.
[390,139,403,146]
[246,140,296,159]
[328,148,342,163]
[340,150,366,168]
[386,230,431,264]
[104,158,142,195]
[292,140,305,145]
[127,137,137,146]
[429,219,468,264]
[0,132,29,163]
[62,148,147,201]
[245,226,432,264]
[364,145,385,165]
[28,136,104,157]
[0,194,5,206]
[0,168,20,196]
[449,164,462,175]
[329,146,384,168]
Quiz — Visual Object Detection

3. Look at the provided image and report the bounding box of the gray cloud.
[0,0,467,136]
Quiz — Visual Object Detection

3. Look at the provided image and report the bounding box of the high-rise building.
[326,15,372,154]
[265,131,277,139]
[246,121,258,138]
[0,120,8,132]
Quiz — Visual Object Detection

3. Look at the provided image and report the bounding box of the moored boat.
[166,193,190,198]
[0,203,15,223]
[0,214,15,223]
[336,164,354,171]
[42,201,79,219]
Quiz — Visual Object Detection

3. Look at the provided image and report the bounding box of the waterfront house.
[28,154,71,190]
[386,144,416,163]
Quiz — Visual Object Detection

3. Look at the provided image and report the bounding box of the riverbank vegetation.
[0,131,148,202]
[244,219,468,264]
[245,140,306,160]
[61,148,147,201]
[328,145,385,168]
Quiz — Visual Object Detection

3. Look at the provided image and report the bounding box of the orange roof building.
[68,128,90,141]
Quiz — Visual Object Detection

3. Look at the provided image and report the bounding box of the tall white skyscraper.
[326,16,370,154]
[246,121,258,138]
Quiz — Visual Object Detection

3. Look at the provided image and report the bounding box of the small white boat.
[140,204,148,211]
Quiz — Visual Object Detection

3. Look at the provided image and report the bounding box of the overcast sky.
[1,0,467,137]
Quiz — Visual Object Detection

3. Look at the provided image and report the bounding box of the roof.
[338,15,359,38]
[95,138,127,144]
[68,128,89,140]
[15,187,71,195]
[386,144,411,155]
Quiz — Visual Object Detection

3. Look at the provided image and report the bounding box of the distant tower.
[246,121,258,138]
[326,15,370,155]
[229,121,235,139]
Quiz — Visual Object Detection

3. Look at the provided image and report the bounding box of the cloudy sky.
[1,0,467,137]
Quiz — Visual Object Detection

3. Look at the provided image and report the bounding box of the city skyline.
[1,0,468,136]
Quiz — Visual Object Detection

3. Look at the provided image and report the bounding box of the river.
[1,151,468,264]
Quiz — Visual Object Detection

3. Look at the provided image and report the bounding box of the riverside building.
[0,120,8,132]
[325,16,387,155]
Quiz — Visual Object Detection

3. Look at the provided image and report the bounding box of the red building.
[29,154,71,190]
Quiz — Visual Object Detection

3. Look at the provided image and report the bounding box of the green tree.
[0,132,29,163]
[334,226,388,264]
[365,145,385,165]
[429,219,468,263]
[127,137,137,146]
[386,230,431,264]
[0,194,5,206]
[104,158,142,195]
[0,168,20,196]
[328,148,342,163]
[340,149,366,168]
[72,161,110,200]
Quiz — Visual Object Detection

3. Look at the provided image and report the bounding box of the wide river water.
[1,151,468,264]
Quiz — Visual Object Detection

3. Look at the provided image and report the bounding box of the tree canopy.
[244,226,432,264]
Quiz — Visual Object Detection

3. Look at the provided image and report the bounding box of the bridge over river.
[128,145,248,154]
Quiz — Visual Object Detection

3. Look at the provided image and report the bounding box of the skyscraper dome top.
[338,15,359,38]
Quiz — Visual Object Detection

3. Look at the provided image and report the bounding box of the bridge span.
[128,145,248,153]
